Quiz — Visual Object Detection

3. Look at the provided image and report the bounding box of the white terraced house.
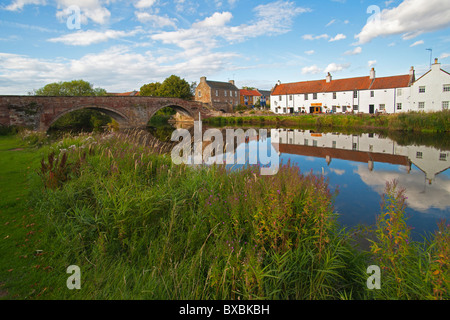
[271,59,450,114]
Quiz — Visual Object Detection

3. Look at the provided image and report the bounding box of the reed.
[1,131,447,300]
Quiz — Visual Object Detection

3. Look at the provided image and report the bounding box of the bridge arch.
[44,105,130,131]
[147,103,195,123]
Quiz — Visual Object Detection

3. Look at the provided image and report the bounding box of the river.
[149,123,450,240]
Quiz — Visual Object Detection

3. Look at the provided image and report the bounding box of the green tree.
[159,75,193,99]
[33,80,111,132]
[32,80,106,96]
[140,82,162,97]
[140,75,193,100]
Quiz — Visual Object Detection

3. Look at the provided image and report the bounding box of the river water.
[149,124,450,240]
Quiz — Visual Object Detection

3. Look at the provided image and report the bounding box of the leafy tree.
[140,75,193,100]
[32,80,106,96]
[159,75,193,99]
[140,82,162,97]
[33,80,111,132]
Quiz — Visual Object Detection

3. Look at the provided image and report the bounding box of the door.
[369,105,375,114]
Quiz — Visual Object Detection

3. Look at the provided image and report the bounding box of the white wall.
[409,62,450,112]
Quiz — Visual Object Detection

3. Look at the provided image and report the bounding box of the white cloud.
[441,53,450,60]
[55,0,112,25]
[4,0,45,11]
[134,0,156,9]
[304,50,315,55]
[324,62,350,73]
[326,19,336,27]
[135,11,177,28]
[302,34,329,41]
[0,47,238,94]
[151,1,311,49]
[47,29,144,46]
[356,0,450,44]
[329,33,346,42]
[368,60,377,68]
[302,65,322,74]
[355,164,450,213]
[410,40,424,47]
[344,46,362,55]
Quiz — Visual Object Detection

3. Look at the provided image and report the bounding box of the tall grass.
[19,131,449,300]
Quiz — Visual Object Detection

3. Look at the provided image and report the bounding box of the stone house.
[195,77,240,113]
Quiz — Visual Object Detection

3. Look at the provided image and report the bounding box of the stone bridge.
[0,96,214,131]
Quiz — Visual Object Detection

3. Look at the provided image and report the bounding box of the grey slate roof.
[206,80,239,91]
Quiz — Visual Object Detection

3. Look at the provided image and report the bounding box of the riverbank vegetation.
[205,110,450,133]
[0,131,448,300]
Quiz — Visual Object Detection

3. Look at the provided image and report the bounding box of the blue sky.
[1,0,450,94]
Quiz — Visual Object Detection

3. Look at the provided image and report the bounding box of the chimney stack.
[409,66,416,83]
[370,68,376,80]
[200,76,207,83]
[431,58,441,72]
[326,72,332,83]
[229,80,235,86]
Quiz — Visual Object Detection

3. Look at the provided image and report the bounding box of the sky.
[1,0,450,95]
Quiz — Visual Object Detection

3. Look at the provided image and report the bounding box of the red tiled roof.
[109,91,140,96]
[278,144,410,166]
[240,89,261,96]
[369,75,412,90]
[272,74,412,95]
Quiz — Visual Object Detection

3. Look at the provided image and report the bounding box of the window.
[443,101,449,110]
[416,152,423,159]
[198,91,202,97]
[371,91,374,98]
[444,84,450,92]
[216,90,219,97]
[230,91,233,97]
[440,153,448,161]
[353,91,358,99]
[397,88,402,96]
[304,139,309,146]
[313,140,318,147]
[333,92,337,99]
[397,103,402,110]
[419,86,426,93]
[379,104,386,111]
[419,102,425,109]
[332,141,337,148]
[305,94,309,100]
[225,90,227,97]
[352,143,358,151]
[235,91,238,97]
[313,93,318,100]
[289,95,293,101]
[353,105,359,111]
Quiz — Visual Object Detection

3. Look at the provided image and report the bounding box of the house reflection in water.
[273,129,450,186]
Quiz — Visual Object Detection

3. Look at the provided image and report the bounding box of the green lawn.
[0,136,43,299]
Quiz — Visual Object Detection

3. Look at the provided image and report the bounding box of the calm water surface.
[150,124,450,240]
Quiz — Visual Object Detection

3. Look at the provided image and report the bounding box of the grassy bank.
[0,131,448,300]
[205,111,450,133]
